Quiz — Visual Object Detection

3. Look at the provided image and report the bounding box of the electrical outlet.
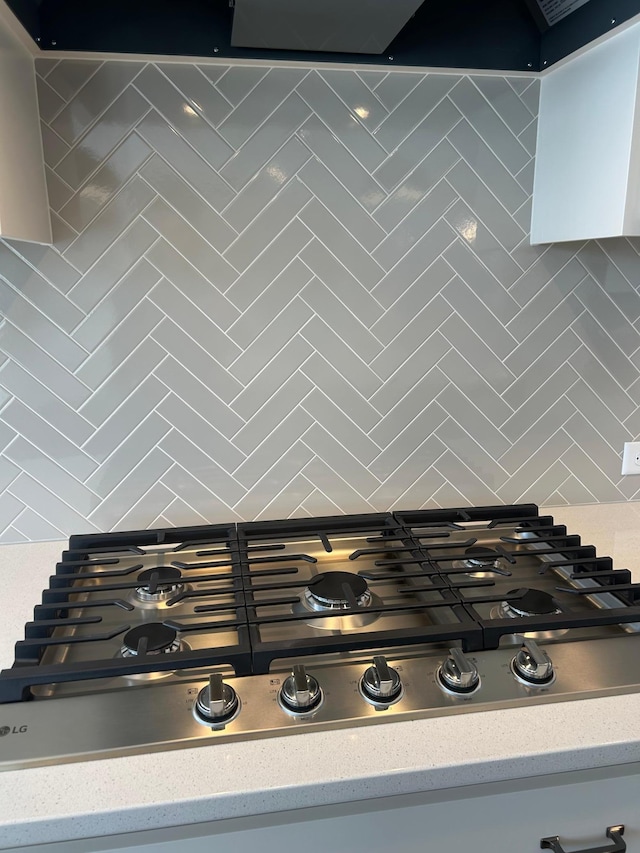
[621,441,640,475]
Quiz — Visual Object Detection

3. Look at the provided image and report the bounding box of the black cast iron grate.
[3,504,640,702]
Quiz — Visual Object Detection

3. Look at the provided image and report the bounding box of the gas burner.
[119,623,185,681]
[453,546,508,578]
[491,588,566,640]
[305,572,372,610]
[502,588,558,618]
[294,571,381,630]
[133,567,184,606]
[121,623,181,657]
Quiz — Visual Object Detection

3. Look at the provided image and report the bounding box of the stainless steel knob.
[360,656,403,705]
[512,639,554,685]
[194,674,240,724]
[279,665,323,714]
[438,648,480,694]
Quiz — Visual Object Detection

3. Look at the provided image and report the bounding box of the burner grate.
[237,513,483,673]
[0,523,251,703]
[3,504,640,705]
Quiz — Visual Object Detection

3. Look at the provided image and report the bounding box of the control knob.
[279,665,323,715]
[194,673,240,726]
[511,639,554,685]
[360,656,403,705]
[438,648,480,694]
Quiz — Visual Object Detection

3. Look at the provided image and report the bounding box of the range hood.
[230,0,425,55]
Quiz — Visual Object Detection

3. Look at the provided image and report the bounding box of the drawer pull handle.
[541,824,625,853]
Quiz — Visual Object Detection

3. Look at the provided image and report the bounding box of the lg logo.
[0,725,27,736]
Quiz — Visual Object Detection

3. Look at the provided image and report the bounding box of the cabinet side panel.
[0,19,51,243]
[531,22,640,244]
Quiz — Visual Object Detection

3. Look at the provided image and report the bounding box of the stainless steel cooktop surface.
[2,504,640,770]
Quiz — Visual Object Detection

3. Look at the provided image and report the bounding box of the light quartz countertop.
[1,503,640,849]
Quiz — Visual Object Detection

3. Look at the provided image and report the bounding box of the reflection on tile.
[224,137,312,230]
[64,179,154,273]
[158,64,233,127]
[297,72,386,171]
[51,62,142,144]
[59,133,153,229]
[136,110,235,211]
[319,69,389,131]
[220,93,311,189]
[134,65,233,169]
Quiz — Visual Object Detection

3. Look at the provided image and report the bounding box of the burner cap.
[123,623,178,654]
[464,546,497,565]
[137,567,182,585]
[507,588,557,616]
[308,571,369,606]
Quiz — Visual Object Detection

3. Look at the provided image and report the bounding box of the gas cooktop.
[2,503,640,770]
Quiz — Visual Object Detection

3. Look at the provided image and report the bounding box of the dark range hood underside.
[7,0,640,71]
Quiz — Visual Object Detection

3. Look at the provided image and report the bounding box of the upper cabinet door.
[0,8,51,245]
[531,22,640,245]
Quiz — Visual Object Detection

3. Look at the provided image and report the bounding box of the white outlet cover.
[621,441,640,475]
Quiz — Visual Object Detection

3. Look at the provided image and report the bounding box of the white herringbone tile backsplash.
[0,59,638,541]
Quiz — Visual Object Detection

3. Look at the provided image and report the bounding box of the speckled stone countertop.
[1,503,640,849]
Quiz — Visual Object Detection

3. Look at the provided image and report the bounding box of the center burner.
[306,572,372,610]
[492,587,566,640]
[454,546,509,578]
[134,567,184,606]
[121,623,181,657]
[295,570,380,630]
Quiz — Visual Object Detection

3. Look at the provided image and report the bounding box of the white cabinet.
[15,764,640,853]
[0,6,51,244]
[532,21,640,244]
